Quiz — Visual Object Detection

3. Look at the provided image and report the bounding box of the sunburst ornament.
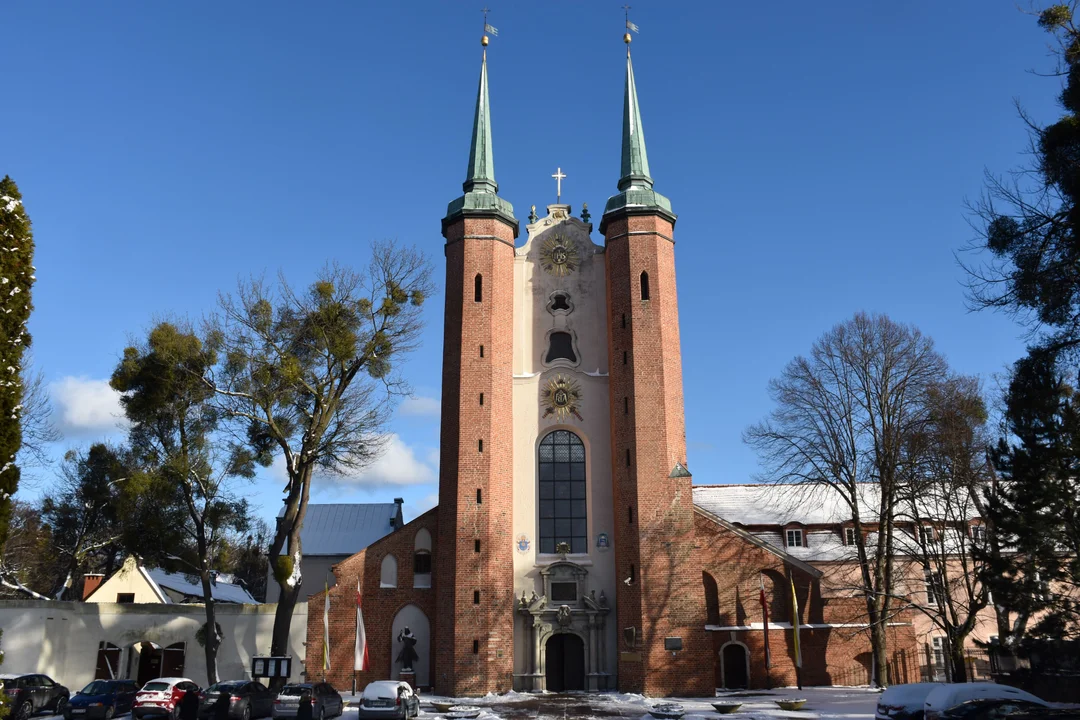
[539,234,580,276]
[541,374,583,421]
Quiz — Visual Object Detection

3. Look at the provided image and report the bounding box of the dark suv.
[0,673,71,720]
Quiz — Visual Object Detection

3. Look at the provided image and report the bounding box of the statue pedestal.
[400,671,417,692]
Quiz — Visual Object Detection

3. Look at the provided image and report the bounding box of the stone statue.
[396,626,419,671]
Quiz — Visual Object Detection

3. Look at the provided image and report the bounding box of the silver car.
[356,682,418,720]
[271,684,342,720]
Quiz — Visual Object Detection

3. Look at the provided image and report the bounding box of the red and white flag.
[354,579,369,672]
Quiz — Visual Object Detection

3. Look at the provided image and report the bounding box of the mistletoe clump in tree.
[207,243,433,665]
[0,177,36,551]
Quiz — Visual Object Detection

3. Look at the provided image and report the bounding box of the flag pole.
[789,573,803,690]
[760,574,772,690]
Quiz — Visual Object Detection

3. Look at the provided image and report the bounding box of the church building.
[309,31,922,698]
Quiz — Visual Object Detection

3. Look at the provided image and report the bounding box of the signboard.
[251,656,291,679]
[664,637,683,652]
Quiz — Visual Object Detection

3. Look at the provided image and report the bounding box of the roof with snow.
[282,503,403,556]
[692,483,981,527]
[145,568,258,605]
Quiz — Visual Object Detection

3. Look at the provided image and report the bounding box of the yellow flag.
[790,576,802,668]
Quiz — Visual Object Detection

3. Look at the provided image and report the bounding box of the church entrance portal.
[545,634,585,692]
[721,643,749,689]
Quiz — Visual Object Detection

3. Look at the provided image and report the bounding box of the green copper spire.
[464,49,497,194]
[601,43,675,232]
[444,46,517,236]
[619,49,652,192]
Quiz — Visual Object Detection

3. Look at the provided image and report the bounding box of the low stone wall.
[0,599,308,690]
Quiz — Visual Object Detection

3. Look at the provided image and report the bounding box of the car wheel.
[56,697,69,715]
[242,706,251,720]
[105,706,115,720]
[16,701,32,720]
[317,707,324,720]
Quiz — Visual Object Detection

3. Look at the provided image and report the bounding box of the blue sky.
[4,2,1057,526]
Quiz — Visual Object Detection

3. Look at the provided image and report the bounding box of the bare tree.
[0,500,53,599]
[18,361,61,470]
[205,243,434,665]
[745,312,949,686]
[893,375,995,681]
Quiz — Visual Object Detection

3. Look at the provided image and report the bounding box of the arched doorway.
[721,642,749,689]
[133,642,162,686]
[545,634,585,692]
[95,642,121,679]
[391,604,431,688]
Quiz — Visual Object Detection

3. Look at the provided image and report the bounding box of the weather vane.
[552,167,567,204]
[623,5,639,45]
[481,7,498,46]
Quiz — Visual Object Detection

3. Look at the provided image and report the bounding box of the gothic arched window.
[538,430,587,554]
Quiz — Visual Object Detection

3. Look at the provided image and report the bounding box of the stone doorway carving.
[516,560,611,691]
[545,633,585,692]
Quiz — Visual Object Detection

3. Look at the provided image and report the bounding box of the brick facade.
[694,511,920,689]
[604,212,713,697]
[305,510,439,691]
[435,215,518,696]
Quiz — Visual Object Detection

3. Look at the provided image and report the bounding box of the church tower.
[435,36,519,696]
[600,36,713,696]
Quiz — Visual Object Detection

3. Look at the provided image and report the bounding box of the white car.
[876,683,945,720]
[356,682,418,720]
[132,677,201,720]
[924,683,1047,720]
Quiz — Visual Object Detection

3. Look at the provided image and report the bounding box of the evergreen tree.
[0,177,36,551]
[965,4,1080,354]
[982,350,1080,644]
[111,321,255,685]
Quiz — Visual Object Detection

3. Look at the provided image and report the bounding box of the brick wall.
[694,512,921,689]
[305,510,439,691]
[436,215,517,696]
[604,212,712,697]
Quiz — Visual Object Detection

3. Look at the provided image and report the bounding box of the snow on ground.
[339,685,882,720]
[36,687,881,720]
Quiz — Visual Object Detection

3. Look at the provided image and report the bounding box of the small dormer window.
[786,529,804,548]
[845,527,857,546]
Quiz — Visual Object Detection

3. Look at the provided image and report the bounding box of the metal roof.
[281,503,401,556]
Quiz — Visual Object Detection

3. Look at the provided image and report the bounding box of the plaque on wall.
[516,534,531,554]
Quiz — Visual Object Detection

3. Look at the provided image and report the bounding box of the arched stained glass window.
[538,430,587,554]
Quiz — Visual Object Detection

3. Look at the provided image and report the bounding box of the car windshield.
[142,683,172,692]
[207,683,243,694]
[280,686,310,696]
[81,682,116,695]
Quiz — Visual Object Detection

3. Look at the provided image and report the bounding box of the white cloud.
[50,376,129,435]
[407,492,440,521]
[295,434,435,490]
[399,395,440,417]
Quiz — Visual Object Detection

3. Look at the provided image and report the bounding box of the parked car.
[65,680,140,720]
[925,683,1047,720]
[0,673,71,720]
[271,683,342,720]
[877,683,946,720]
[356,682,418,720]
[133,678,201,720]
[940,699,1049,720]
[199,681,274,720]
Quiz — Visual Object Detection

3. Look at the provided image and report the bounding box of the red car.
[132,678,201,720]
